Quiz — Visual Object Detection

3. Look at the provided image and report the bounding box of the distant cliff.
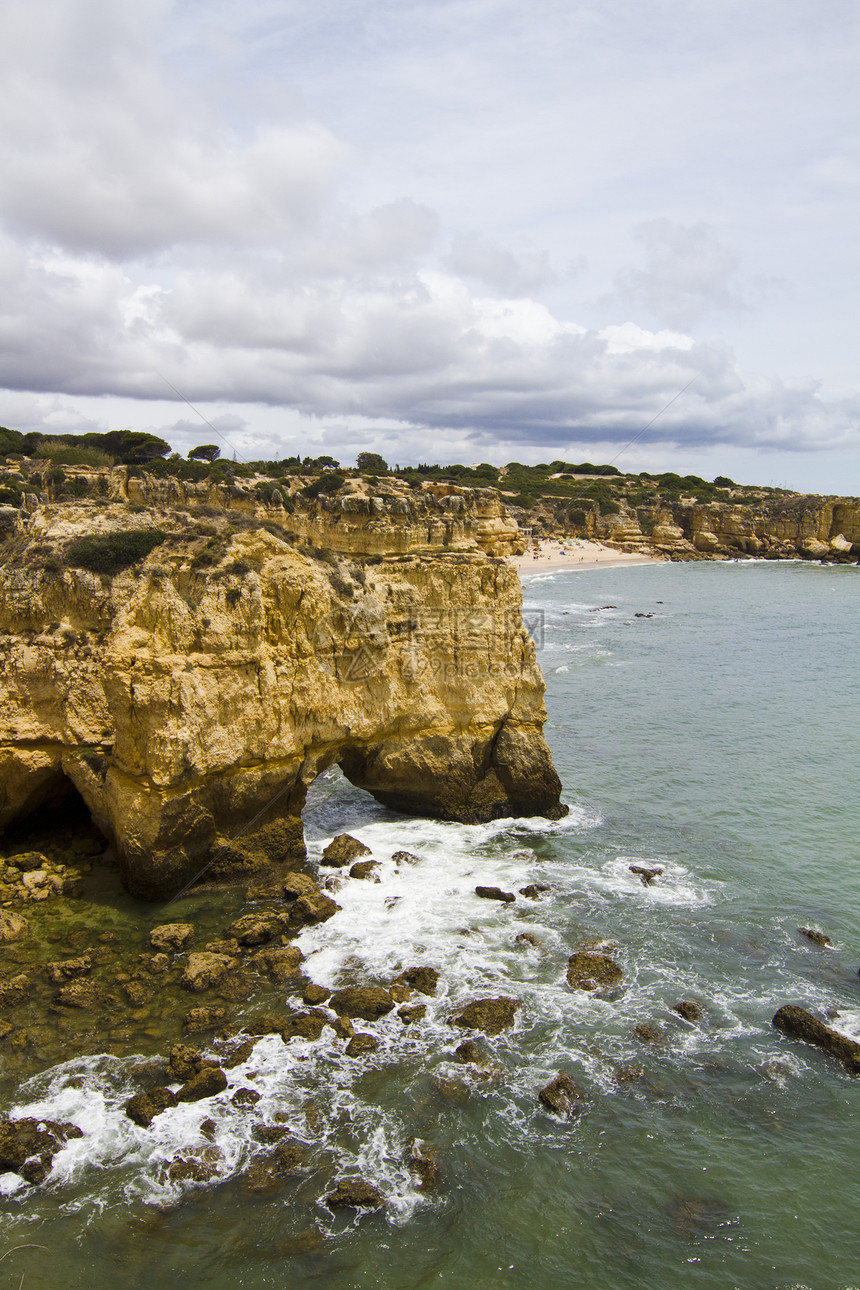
[0,472,562,899]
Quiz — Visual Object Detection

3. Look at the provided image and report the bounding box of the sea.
[2,558,859,1290]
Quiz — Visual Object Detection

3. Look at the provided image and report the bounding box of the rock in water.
[798,927,833,948]
[538,1072,585,1117]
[326,1178,385,1210]
[672,1000,703,1023]
[0,911,28,943]
[566,953,623,992]
[321,834,371,868]
[449,997,521,1035]
[329,986,395,1020]
[773,1005,860,1073]
[181,952,233,992]
[345,1033,379,1056]
[629,865,663,885]
[149,923,194,952]
[125,1087,177,1127]
[393,966,440,995]
[408,1139,439,1190]
[475,885,516,903]
[175,1066,228,1102]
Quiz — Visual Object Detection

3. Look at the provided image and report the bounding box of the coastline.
[510,537,663,575]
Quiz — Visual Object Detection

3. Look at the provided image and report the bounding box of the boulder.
[519,884,549,899]
[125,1086,177,1127]
[255,944,304,983]
[345,1033,379,1056]
[181,952,233,992]
[475,885,515,903]
[450,997,521,1035]
[0,910,28,943]
[566,953,622,992]
[0,1117,83,1180]
[289,890,340,928]
[321,834,371,868]
[302,982,331,1005]
[329,986,395,1020]
[175,1066,228,1102]
[222,1038,259,1068]
[672,1000,703,1023]
[393,966,440,996]
[326,1178,385,1210]
[773,1004,860,1073]
[231,1087,261,1107]
[349,861,379,880]
[166,1043,209,1082]
[398,1004,426,1025]
[538,1072,585,1117]
[282,872,321,901]
[392,850,420,865]
[279,1011,329,1042]
[149,923,194,952]
[224,913,281,946]
[7,851,49,872]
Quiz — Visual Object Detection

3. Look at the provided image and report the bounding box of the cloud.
[446,232,557,296]
[610,220,747,330]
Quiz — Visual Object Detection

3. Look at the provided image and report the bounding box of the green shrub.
[66,529,167,574]
[35,441,113,467]
[302,473,346,498]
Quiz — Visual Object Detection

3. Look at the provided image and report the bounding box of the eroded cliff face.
[594,495,860,561]
[0,486,562,898]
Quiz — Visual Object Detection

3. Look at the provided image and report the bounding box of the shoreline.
[510,538,662,575]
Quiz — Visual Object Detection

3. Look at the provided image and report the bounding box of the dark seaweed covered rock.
[475,885,515,903]
[566,952,622,992]
[326,1177,385,1209]
[329,986,395,1020]
[538,1072,585,1117]
[393,966,439,996]
[773,1005,860,1073]
[125,1086,177,1127]
[673,1000,703,1022]
[175,1066,228,1102]
[449,997,521,1035]
[0,1116,82,1182]
[798,927,833,948]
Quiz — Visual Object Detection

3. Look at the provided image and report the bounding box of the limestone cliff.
[593,495,860,562]
[0,481,563,898]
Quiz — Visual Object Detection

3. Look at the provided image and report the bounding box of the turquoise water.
[3,560,859,1289]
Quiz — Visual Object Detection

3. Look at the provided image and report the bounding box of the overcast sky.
[1,0,857,490]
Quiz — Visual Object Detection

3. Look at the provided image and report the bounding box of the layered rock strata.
[0,489,564,898]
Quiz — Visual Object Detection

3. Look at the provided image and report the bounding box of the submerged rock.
[450,996,521,1035]
[566,952,623,992]
[242,1138,306,1194]
[0,910,28,943]
[614,1063,645,1084]
[393,966,440,996]
[672,1000,703,1023]
[519,883,550,899]
[391,850,420,865]
[44,955,92,984]
[321,834,372,869]
[538,1072,585,1118]
[634,1023,669,1047]
[773,1004,860,1073]
[408,1138,439,1191]
[798,927,833,948]
[454,1039,484,1064]
[183,1005,227,1032]
[326,1177,385,1210]
[329,986,395,1020]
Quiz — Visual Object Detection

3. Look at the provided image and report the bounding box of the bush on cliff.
[66,529,167,574]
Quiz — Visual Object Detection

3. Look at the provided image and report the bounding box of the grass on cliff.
[65,529,167,574]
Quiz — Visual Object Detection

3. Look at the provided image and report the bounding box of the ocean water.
[3,559,860,1289]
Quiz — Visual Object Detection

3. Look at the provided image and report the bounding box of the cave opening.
[1,773,108,863]
[301,763,393,849]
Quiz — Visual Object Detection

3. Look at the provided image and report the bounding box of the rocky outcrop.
[0,486,565,898]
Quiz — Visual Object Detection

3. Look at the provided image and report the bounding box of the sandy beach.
[510,537,661,573]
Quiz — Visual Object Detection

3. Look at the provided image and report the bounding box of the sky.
[0,0,858,491]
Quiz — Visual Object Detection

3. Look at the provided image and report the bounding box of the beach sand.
[510,538,661,574]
